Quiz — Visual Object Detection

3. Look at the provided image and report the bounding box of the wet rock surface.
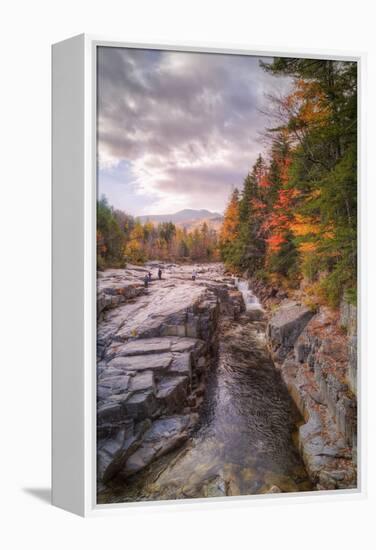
[97,264,312,503]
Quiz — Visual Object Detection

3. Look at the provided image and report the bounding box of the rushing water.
[235,277,264,316]
[99,282,311,503]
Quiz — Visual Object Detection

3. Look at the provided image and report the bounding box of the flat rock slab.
[112,284,207,341]
[108,352,173,372]
[105,336,205,362]
[98,366,124,379]
[99,374,131,394]
[143,415,193,441]
[111,338,173,357]
[171,337,205,353]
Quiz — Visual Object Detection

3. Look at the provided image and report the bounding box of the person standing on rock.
[158,268,162,280]
[143,274,149,288]
[192,269,197,281]
[148,271,152,282]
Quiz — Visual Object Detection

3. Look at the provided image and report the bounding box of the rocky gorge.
[250,277,358,490]
[96,262,357,503]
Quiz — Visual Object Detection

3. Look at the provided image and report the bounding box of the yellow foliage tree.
[220,188,240,245]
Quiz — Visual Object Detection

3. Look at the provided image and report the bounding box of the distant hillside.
[184,215,224,232]
[138,209,223,231]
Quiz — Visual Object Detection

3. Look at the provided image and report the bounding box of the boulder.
[171,337,204,353]
[267,301,315,361]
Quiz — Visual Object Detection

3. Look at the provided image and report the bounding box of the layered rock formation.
[340,298,357,397]
[97,264,221,488]
[97,262,357,498]
[97,273,313,503]
[266,299,357,490]
[97,267,147,320]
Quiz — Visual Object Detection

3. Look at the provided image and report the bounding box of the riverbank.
[244,277,358,490]
[96,262,312,502]
[97,263,221,493]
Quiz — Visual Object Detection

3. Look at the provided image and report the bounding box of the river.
[98,265,311,502]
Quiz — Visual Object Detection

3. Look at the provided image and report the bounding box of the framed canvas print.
[52,35,365,516]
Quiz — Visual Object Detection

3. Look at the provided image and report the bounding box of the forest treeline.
[97,58,356,308]
[220,58,357,307]
[97,196,219,269]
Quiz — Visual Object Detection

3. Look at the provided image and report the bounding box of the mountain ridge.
[138,208,223,224]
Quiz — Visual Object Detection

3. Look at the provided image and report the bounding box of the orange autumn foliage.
[220,190,240,244]
[283,79,331,131]
[290,214,321,237]
[298,242,317,253]
[267,233,287,253]
[263,187,299,253]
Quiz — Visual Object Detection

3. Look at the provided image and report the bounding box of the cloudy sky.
[97,47,291,216]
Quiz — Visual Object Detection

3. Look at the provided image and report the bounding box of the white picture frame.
[52,34,366,517]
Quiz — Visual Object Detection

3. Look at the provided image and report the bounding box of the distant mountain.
[138,209,223,231]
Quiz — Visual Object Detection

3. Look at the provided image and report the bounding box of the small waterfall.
[234,277,264,313]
